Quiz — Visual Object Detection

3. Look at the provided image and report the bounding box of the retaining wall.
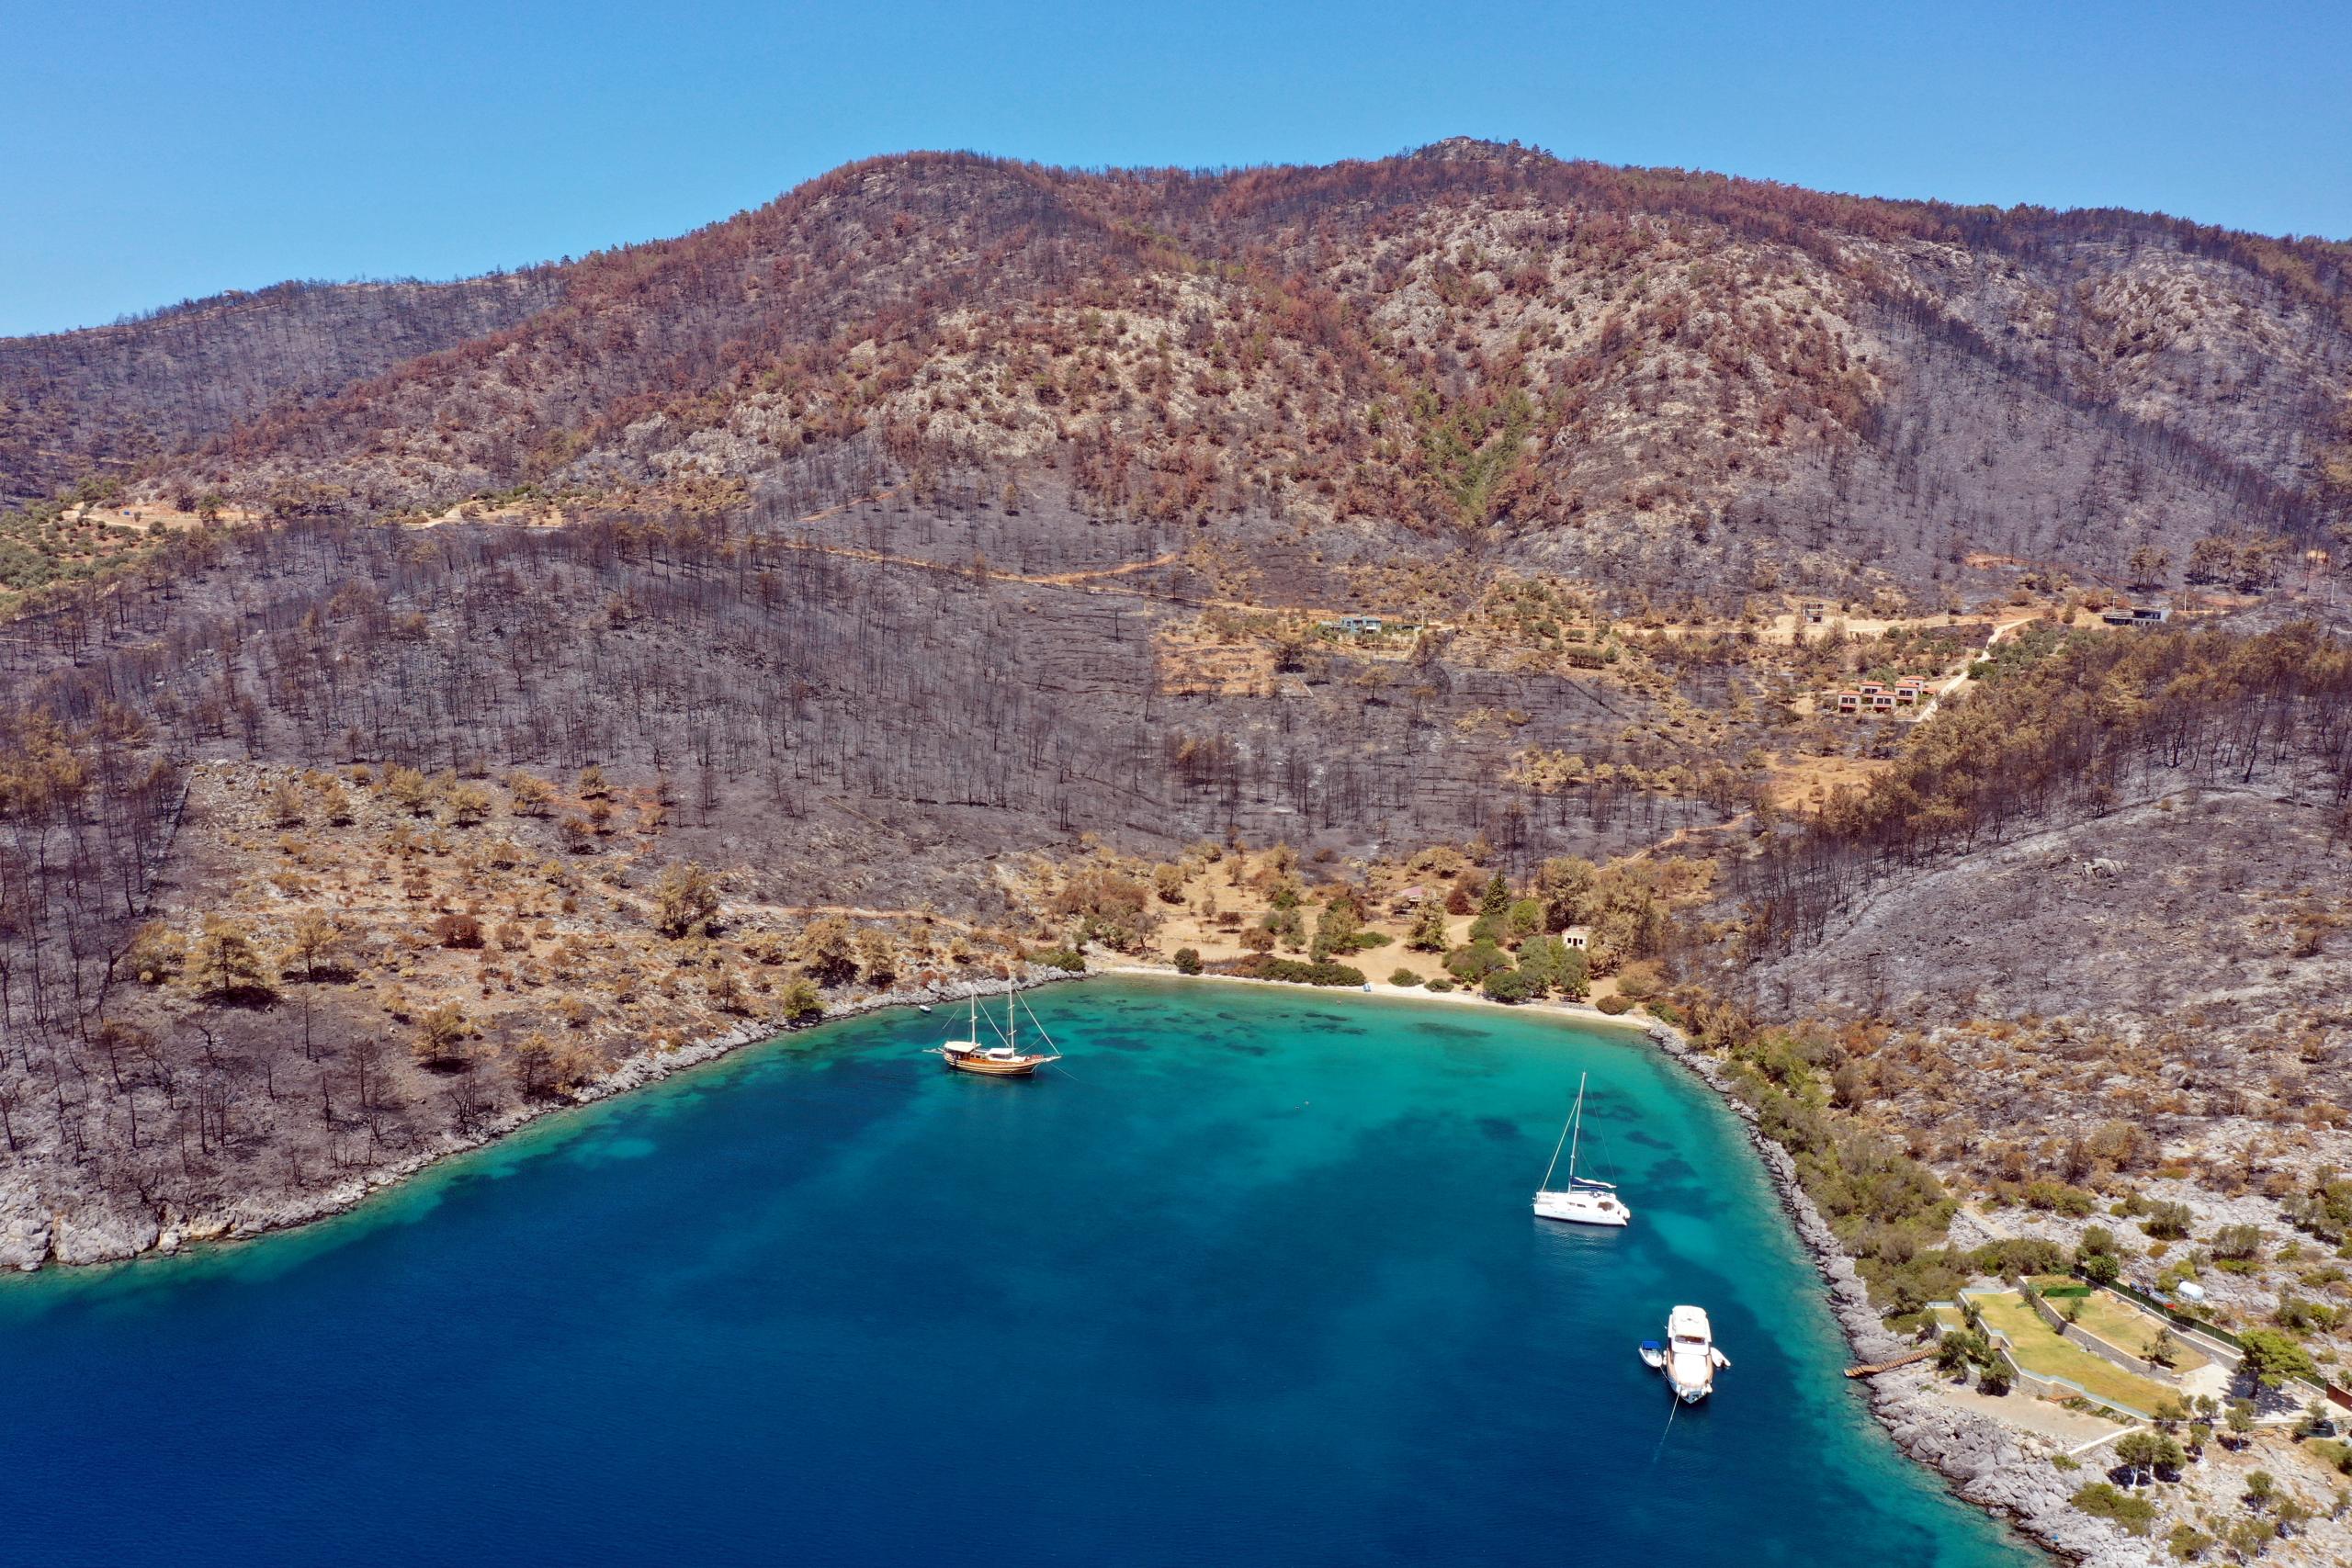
[1945,1291,2160,1424]
[2026,1289,2185,1387]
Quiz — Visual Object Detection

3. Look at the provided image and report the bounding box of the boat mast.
[1566,1072,1586,1183]
[1541,1071,1586,1192]
[1006,968,1016,1054]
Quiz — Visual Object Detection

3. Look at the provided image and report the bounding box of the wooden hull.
[943,1052,1049,1077]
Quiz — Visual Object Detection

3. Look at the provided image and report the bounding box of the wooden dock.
[1844,1346,1938,1379]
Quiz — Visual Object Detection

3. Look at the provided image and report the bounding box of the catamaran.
[1640,1305,1729,1403]
[927,976,1061,1077]
[1532,1071,1630,1226]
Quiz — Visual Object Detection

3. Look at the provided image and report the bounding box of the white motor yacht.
[1639,1305,1729,1403]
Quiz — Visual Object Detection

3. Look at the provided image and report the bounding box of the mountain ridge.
[6,141,2349,604]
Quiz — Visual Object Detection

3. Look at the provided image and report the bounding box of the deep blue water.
[0,979,2033,1566]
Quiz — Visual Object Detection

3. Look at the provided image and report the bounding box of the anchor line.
[1649,1391,1680,1466]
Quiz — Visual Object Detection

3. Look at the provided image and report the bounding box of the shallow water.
[0,978,2033,1565]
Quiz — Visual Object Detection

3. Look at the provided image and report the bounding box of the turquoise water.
[0,978,2032,1566]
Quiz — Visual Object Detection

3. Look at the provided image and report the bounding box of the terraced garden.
[1966,1291,2177,1415]
[2028,1278,2210,1374]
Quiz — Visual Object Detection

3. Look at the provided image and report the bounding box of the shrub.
[1425,977,1456,993]
[2026,1180,2098,1217]
[1595,995,1632,1016]
[1388,969,1421,987]
[779,978,823,1023]
[1442,940,1511,983]
[2143,1201,2193,1240]
[2164,1523,2213,1561]
[1968,1237,2070,1279]
[1482,967,1536,1003]
[1230,954,1367,987]
[446,783,493,828]
[1613,959,1664,1001]
[2070,1482,2156,1536]
[384,764,434,816]
[2211,1223,2264,1262]
[128,920,185,985]
[2284,1176,2352,1244]
[2275,1295,2340,1334]
[433,913,484,950]
[1035,947,1088,974]
[504,770,556,816]
[1172,947,1202,976]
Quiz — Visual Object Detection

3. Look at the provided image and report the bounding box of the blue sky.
[4,0,2346,335]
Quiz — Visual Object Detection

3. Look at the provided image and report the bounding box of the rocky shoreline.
[1638,1018,2150,1568]
[1,967,1080,1275]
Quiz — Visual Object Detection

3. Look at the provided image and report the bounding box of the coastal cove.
[0,979,2035,1567]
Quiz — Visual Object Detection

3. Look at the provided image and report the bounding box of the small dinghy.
[1639,1305,1729,1403]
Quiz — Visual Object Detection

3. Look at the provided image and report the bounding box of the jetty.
[1844,1347,1938,1379]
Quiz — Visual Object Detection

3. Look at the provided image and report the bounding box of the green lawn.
[1969,1292,2176,1413]
[2028,1278,2209,1373]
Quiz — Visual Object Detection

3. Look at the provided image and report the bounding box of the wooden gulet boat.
[929,977,1061,1077]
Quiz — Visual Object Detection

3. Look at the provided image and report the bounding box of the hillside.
[7,142,2348,607]
[0,270,566,508]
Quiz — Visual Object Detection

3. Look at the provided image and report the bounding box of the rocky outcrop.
[1645,1020,2155,1567]
[49,1205,163,1267]
[0,1182,52,1271]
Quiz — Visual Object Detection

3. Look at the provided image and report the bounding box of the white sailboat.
[1532,1072,1630,1226]
[1639,1305,1730,1403]
[926,976,1061,1077]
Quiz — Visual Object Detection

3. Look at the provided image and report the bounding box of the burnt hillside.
[0,269,567,506]
[6,142,2347,600]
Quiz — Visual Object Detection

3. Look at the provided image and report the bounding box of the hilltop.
[7,141,2349,607]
